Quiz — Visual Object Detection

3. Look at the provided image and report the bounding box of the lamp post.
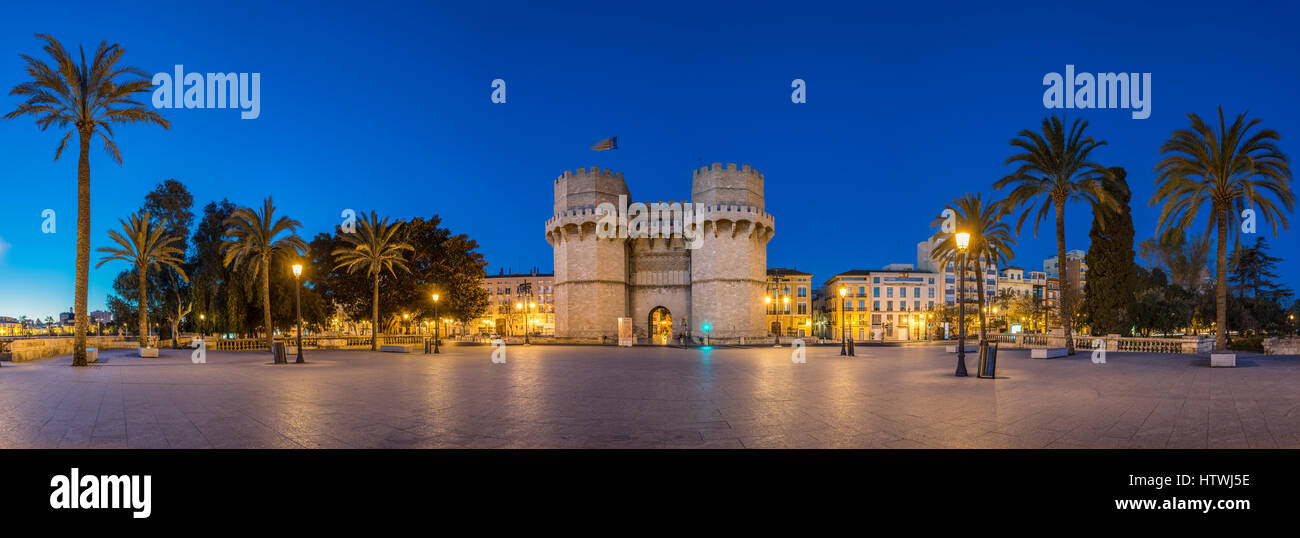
[431,293,441,354]
[955,232,970,377]
[782,296,790,342]
[199,313,205,339]
[291,263,304,364]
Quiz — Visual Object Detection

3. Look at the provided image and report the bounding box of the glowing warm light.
[529,302,536,309]
[783,297,789,304]
[431,293,440,302]
[292,263,303,277]
[515,303,522,310]
[764,296,771,304]
[838,287,847,298]
[955,232,970,250]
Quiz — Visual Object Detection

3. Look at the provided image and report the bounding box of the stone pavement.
[1,344,1297,448]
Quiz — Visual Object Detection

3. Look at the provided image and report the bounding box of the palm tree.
[333,212,413,351]
[221,197,307,352]
[930,193,1017,341]
[994,115,1117,354]
[1151,107,1294,351]
[96,213,187,348]
[5,34,169,366]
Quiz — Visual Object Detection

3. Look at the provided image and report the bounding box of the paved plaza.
[1,343,1298,449]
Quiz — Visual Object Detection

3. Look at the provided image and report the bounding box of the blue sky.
[1,0,1297,319]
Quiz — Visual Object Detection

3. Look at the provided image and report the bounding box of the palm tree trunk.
[72,133,91,367]
[262,257,273,352]
[371,274,379,351]
[1215,214,1228,351]
[976,257,987,341]
[1055,199,1075,354]
[138,267,149,347]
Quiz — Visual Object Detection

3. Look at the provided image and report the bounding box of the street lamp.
[291,263,304,364]
[838,286,849,356]
[199,313,205,339]
[954,232,970,377]
[526,301,536,345]
[431,293,441,354]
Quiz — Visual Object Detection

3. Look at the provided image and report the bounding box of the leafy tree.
[1229,237,1294,335]
[995,115,1118,354]
[191,200,259,336]
[141,180,194,346]
[222,197,307,351]
[1151,107,1294,350]
[5,34,170,366]
[96,213,187,347]
[1137,230,1210,291]
[1083,167,1138,335]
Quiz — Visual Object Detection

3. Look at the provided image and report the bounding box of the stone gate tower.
[544,163,775,343]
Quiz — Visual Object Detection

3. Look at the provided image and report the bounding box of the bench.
[138,347,159,358]
[1210,353,1236,368]
[86,348,99,363]
[380,344,413,353]
[1031,347,1067,359]
[945,345,978,353]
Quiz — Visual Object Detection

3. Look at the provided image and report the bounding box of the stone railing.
[990,333,1213,354]
[209,334,431,352]
[1,336,150,362]
[1264,337,1300,355]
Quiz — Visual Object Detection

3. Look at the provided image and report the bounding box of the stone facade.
[544,163,775,343]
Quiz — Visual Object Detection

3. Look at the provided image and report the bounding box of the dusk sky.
[1,0,1296,319]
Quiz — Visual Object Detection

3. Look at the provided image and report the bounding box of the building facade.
[824,268,941,342]
[545,163,775,344]
[765,268,812,337]
[478,271,555,336]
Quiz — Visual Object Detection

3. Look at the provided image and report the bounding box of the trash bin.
[272,341,287,364]
[977,340,998,379]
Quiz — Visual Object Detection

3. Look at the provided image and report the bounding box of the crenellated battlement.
[691,162,764,182]
[555,166,625,183]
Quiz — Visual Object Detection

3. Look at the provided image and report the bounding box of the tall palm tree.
[5,34,169,366]
[930,193,1017,341]
[221,197,307,352]
[994,115,1116,354]
[1151,107,1293,351]
[95,213,187,348]
[333,212,413,351]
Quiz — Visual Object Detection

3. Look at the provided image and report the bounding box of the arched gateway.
[649,307,672,345]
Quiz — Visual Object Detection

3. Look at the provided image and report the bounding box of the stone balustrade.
[990,333,1213,354]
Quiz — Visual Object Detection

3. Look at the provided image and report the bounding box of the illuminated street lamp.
[292,263,304,364]
[431,293,441,354]
[954,232,970,377]
[199,313,205,338]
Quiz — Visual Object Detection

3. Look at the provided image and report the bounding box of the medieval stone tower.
[544,163,774,343]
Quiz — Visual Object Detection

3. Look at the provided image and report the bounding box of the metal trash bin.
[977,340,998,379]
[272,341,287,364]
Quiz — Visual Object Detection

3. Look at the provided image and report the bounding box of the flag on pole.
[590,136,618,151]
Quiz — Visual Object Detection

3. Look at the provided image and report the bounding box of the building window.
[873,287,880,298]
[798,287,807,297]
[858,286,865,296]
[886,301,893,311]
[872,300,880,311]
[913,287,921,298]
[928,288,935,298]
[886,288,893,298]
[914,301,920,310]
[858,300,865,309]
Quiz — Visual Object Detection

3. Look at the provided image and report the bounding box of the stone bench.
[945,345,977,353]
[380,344,413,353]
[138,347,159,358]
[86,348,98,363]
[1032,347,1067,359]
[1211,353,1236,368]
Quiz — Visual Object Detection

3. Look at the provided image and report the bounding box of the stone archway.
[649,307,672,345]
